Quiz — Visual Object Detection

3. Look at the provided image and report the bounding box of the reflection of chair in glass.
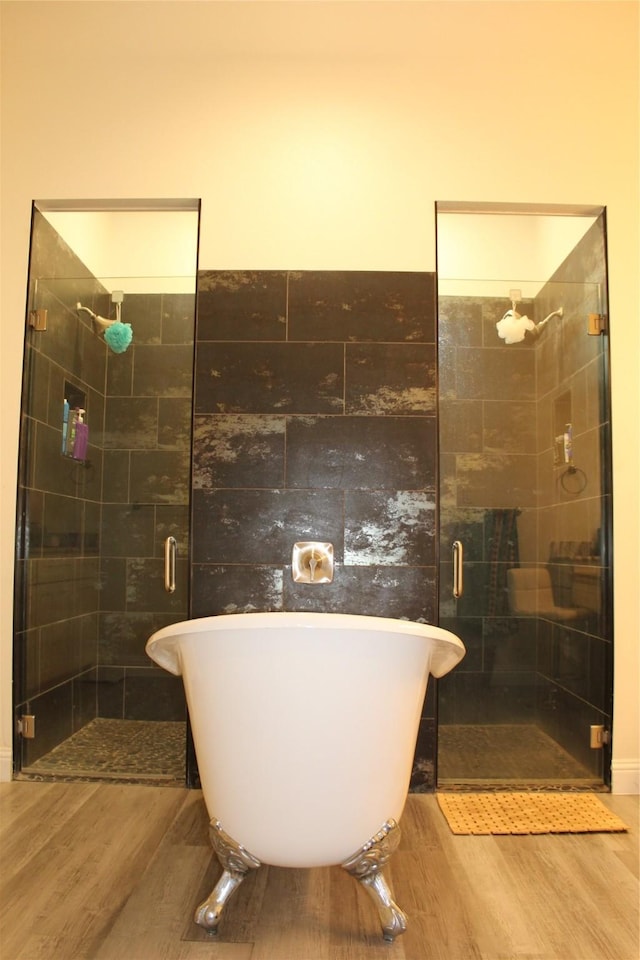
[507,567,584,620]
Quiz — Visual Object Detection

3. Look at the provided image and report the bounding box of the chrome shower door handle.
[164,536,177,594]
[452,540,464,599]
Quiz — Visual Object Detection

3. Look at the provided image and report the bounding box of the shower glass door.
[436,204,613,789]
[13,201,199,783]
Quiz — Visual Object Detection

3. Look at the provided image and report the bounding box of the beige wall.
[1,0,638,790]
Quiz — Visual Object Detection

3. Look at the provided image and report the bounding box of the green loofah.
[104,321,133,354]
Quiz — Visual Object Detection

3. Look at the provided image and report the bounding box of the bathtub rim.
[146,611,465,679]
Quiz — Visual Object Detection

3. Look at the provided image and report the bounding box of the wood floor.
[0,782,637,960]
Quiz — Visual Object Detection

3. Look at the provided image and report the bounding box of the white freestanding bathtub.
[146,611,465,941]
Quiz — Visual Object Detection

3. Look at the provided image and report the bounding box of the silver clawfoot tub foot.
[341,819,407,942]
[194,819,261,935]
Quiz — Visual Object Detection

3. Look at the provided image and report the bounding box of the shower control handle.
[452,540,464,599]
[164,536,177,594]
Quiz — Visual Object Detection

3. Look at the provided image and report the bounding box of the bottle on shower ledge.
[72,409,88,460]
[62,398,69,453]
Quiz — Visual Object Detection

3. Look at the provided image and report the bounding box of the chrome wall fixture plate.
[292,542,334,584]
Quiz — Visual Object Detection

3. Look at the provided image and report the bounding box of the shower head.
[76,302,97,321]
[528,307,564,339]
[77,301,115,333]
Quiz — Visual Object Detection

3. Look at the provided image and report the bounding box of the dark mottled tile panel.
[21,628,40,699]
[27,346,52,424]
[456,346,535,402]
[192,489,344,564]
[455,453,538,509]
[41,492,83,555]
[83,500,101,555]
[161,293,196,344]
[588,636,611,712]
[101,504,155,558]
[101,450,130,503]
[440,401,483,453]
[46,361,65,429]
[195,342,344,415]
[106,348,133,397]
[74,557,100,617]
[283,564,437,622]
[79,612,98,667]
[154,505,190,557]
[197,271,287,342]
[86,388,105,450]
[438,298,483,348]
[39,618,82,689]
[158,398,192,450]
[192,415,286,490]
[104,397,159,449]
[132,345,194,398]
[485,617,537,671]
[191,565,284,617]
[124,294,163,345]
[96,665,125,718]
[286,417,436,491]
[345,343,436,415]
[125,558,189,613]
[73,668,98,731]
[483,401,537,454]
[100,557,127,611]
[28,557,76,628]
[98,612,160,666]
[345,491,436,566]
[23,490,44,558]
[129,451,190,504]
[123,668,186,722]
[288,271,435,343]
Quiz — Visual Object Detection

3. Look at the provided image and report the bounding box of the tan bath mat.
[437,792,628,835]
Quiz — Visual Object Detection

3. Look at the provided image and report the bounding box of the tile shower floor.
[438,723,605,790]
[20,718,185,785]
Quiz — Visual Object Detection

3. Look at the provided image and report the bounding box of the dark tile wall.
[192,270,439,789]
[98,292,194,723]
[15,212,109,765]
[437,219,612,782]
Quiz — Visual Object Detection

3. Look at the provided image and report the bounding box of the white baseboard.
[0,746,13,782]
[611,759,640,795]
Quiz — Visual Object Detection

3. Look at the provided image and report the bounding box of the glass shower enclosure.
[13,201,199,783]
[436,205,613,789]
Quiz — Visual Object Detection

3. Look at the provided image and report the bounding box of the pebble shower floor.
[19,718,185,784]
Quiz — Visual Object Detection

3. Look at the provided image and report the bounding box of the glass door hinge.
[588,313,607,335]
[28,309,48,331]
[590,724,610,749]
[17,715,36,739]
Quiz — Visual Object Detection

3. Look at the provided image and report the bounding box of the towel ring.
[560,466,587,494]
